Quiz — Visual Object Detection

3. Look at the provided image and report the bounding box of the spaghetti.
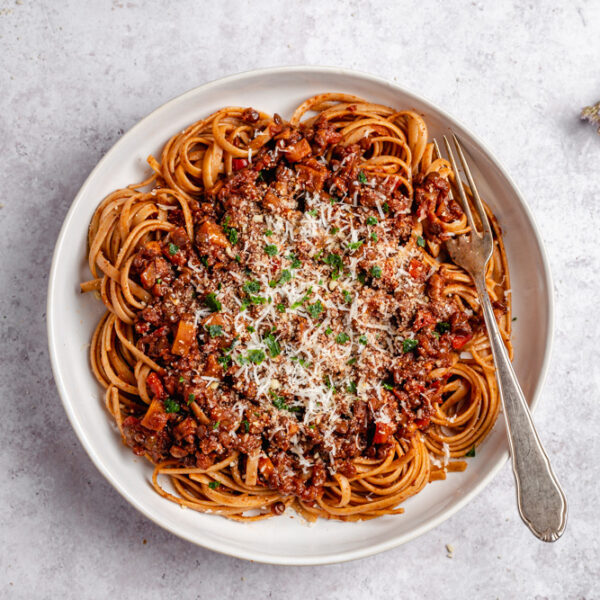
[82,94,512,522]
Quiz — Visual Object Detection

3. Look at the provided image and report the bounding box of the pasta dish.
[82,93,512,522]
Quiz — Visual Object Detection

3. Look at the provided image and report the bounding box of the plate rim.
[46,65,554,565]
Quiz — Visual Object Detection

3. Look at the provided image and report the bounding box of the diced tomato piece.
[140,398,168,431]
[171,317,196,357]
[285,138,312,163]
[414,417,430,429]
[258,456,274,478]
[408,258,426,280]
[197,220,230,248]
[232,158,248,170]
[140,262,157,289]
[204,354,222,377]
[451,332,473,350]
[373,422,394,444]
[146,372,164,400]
[413,308,436,330]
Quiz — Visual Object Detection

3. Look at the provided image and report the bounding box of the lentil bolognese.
[81,93,512,521]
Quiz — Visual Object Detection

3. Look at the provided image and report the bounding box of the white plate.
[47,66,553,565]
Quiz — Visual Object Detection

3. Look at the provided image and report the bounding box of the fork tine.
[441,135,479,235]
[451,134,492,239]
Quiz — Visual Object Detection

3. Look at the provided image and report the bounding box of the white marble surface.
[1,0,599,598]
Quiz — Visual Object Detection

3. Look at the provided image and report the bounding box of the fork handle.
[474,274,567,542]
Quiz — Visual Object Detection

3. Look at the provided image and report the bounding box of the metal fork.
[434,134,567,542]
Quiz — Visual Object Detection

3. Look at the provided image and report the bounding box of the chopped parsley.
[264,244,278,256]
[307,300,323,319]
[187,393,195,405]
[205,324,223,338]
[465,446,476,457]
[382,202,390,214]
[164,398,180,413]
[217,355,231,368]
[416,235,426,248]
[358,170,368,183]
[247,349,266,364]
[325,327,333,335]
[290,286,313,309]
[288,253,302,269]
[330,226,340,235]
[436,321,451,334]
[271,391,301,412]
[343,290,352,303]
[371,265,382,278]
[222,216,239,245]
[347,240,364,251]
[178,375,184,383]
[347,381,358,394]
[402,338,419,353]
[346,357,357,365]
[370,232,378,242]
[336,332,350,344]
[204,293,222,312]
[246,325,255,333]
[358,335,368,345]
[264,229,273,236]
[242,420,250,433]
[208,481,220,490]
[382,382,394,391]
[212,421,220,430]
[276,303,286,313]
[168,242,179,256]
[307,208,318,217]
[276,269,292,286]
[366,216,378,226]
[264,333,281,357]
[243,280,261,294]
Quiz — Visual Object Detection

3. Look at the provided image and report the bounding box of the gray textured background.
[1,1,599,598]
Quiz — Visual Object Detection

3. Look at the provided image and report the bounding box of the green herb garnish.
[371,265,382,278]
[465,446,476,457]
[366,216,378,226]
[247,349,266,364]
[164,398,180,413]
[205,324,223,338]
[204,293,222,312]
[264,333,281,358]
[264,244,278,256]
[336,332,350,344]
[208,481,220,489]
[307,301,323,319]
[347,240,364,251]
[402,338,419,353]
[168,243,179,256]
[358,170,368,183]
[416,235,426,248]
[243,280,260,294]
[436,321,451,334]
